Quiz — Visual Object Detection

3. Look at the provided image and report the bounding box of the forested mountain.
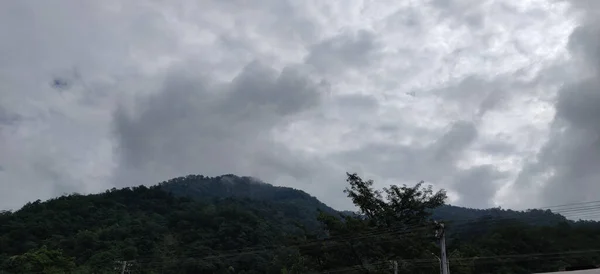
[432,204,569,226]
[159,174,331,210]
[159,174,339,232]
[0,185,309,273]
[1,173,600,273]
[159,174,570,223]
[159,174,571,227]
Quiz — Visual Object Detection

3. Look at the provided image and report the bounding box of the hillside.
[0,185,310,273]
[158,174,571,228]
[2,173,600,273]
[432,205,570,228]
[159,174,338,231]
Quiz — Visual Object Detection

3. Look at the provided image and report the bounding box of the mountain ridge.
[158,173,575,226]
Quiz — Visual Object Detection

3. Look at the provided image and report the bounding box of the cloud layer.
[1,0,595,212]
[512,0,600,211]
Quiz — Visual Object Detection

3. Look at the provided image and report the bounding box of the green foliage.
[0,185,300,273]
[159,174,339,233]
[3,245,75,274]
[433,205,569,228]
[299,173,447,274]
[448,220,600,273]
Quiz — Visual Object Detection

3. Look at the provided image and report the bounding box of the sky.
[0,0,599,213]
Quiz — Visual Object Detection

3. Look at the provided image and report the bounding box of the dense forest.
[1,173,600,273]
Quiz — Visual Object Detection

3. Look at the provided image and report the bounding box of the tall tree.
[304,173,447,273]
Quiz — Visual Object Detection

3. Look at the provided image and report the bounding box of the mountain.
[0,185,310,273]
[2,173,600,273]
[159,174,339,231]
[432,204,569,226]
[0,174,344,273]
[158,174,572,228]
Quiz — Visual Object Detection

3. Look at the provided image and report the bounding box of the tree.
[343,173,446,228]
[4,245,76,274]
[303,173,447,273]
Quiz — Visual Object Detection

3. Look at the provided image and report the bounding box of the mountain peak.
[218,174,267,185]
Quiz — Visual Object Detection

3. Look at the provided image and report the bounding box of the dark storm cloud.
[112,60,328,187]
[515,3,600,206]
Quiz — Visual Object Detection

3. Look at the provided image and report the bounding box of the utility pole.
[435,222,450,274]
[121,260,128,274]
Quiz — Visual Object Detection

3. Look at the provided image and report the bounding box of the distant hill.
[158,174,577,229]
[0,185,319,273]
[159,174,339,231]
[159,174,336,213]
[432,204,569,226]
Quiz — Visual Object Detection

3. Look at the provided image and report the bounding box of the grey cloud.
[435,76,511,117]
[385,6,424,31]
[0,0,342,210]
[331,120,505,207]
[305,30,380,74]
[210,0,319,45]
[567,26,600,72]
[112,60,328,188]
[564,0,600,20]
[478,140,516,156]
[432,121,478,164]
[31,157,77,197]
[478,88,508,116]
[430,0,486,29]
[332,143,422,182]
[335,94,379,109]
[515,5,600,207]
[453,165,509,208]
[434,122,509,207]
[0,107,20,126]
[223,62,323,116]
[0,0,574,212]
[529,78,600,205]
[556,80,600,132]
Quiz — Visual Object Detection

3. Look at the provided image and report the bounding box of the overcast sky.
[1,0,598,212]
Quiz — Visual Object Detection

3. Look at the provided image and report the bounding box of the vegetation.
[1,173,600,273]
